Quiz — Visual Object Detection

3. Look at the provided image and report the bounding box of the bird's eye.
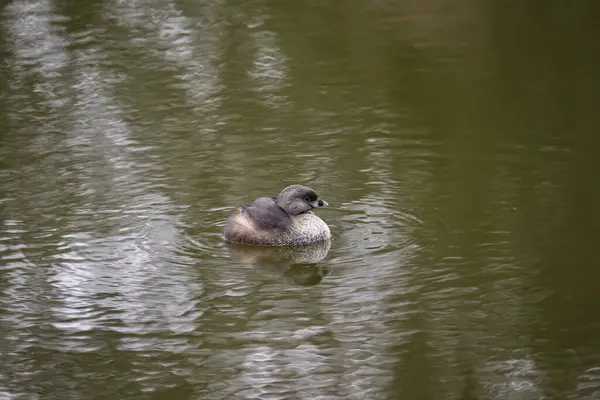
[304,196,311,202]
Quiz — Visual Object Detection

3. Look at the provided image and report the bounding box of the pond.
[1,1,600,399]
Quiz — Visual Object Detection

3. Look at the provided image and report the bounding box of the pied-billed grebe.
[224,185,331,246]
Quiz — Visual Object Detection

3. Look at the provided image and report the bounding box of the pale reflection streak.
[111,0,221,114]
[3,0,69,109]
[1,0,72,348]
[479,358,541,398]
[3,0,70,171]
[576,366,600,398]
[3,0,202,358]
[49,40,202,348]
[248,28,290,109]
[324,142,417,399]
[108,0,226,206]
[0,0,71,384]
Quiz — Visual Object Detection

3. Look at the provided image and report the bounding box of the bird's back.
[224,197,291,245]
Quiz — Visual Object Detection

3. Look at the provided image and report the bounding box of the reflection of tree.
[0,13,9,139]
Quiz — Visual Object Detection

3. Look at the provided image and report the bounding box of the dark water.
[1,0,600,399]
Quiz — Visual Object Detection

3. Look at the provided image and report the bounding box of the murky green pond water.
[2,1,600,399]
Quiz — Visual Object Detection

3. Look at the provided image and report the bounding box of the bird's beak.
[310,199,329,207]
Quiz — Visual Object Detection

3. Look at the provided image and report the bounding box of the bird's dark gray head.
[276,185,329,216]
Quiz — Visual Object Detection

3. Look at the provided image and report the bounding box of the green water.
[1,1,600,399]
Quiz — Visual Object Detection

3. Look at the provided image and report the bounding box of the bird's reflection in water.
[227,240,331,286]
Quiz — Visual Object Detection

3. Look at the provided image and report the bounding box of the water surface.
[1,1,600,399]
